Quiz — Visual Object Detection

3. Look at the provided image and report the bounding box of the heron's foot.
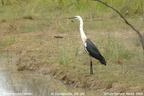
[90,70,94,75]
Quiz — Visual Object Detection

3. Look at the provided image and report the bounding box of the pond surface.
[0,52,104,96]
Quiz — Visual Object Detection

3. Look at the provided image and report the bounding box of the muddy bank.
[17,53,107,89]
[0,52,106,96]
[16,52,143,93]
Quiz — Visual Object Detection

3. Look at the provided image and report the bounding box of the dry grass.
[0,0,144,93]
[1,18,143,92]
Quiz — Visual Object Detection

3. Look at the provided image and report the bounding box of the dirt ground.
[1,17,144,96]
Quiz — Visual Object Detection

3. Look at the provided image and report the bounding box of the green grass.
[95,33,132,63]
[0,0,144,92]
[59,44,73,66]
[1,36,15,47]
[0,35,15,55]
[0,0,143,19]
[59,38,80,67]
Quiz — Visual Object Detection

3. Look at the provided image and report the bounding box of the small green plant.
[0,36,15,54]
[59,44,73,66]
[59,42,79,66]
[106,38,131,63]
[59,46,70,66]
[95,34,132,64]
[0,36,15,48]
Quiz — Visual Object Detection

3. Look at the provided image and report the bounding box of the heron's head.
[69,15,81,20]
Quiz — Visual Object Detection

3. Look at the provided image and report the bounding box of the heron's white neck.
[78,17,87,44]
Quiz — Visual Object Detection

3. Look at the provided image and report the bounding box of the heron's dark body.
[85,39,106,65]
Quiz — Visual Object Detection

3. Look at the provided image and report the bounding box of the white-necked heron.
[69,16,106,74]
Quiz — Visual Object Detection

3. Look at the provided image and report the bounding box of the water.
[0,53,104,96]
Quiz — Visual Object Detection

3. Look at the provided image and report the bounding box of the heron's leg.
[90,57,93,74]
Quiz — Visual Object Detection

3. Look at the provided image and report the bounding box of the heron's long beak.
[69,17,76,19]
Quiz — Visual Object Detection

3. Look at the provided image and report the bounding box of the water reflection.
[0,71,68,96]
[0,53,104,96]
[0,54,68,96]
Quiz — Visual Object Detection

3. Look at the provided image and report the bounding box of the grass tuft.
[59,44,74,66]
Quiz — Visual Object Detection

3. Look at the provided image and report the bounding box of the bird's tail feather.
[99,58,106,65]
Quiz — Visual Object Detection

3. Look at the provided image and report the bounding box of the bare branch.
[93,0,144,51]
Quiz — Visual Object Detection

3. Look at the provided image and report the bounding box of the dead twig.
[66,0,80,8]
